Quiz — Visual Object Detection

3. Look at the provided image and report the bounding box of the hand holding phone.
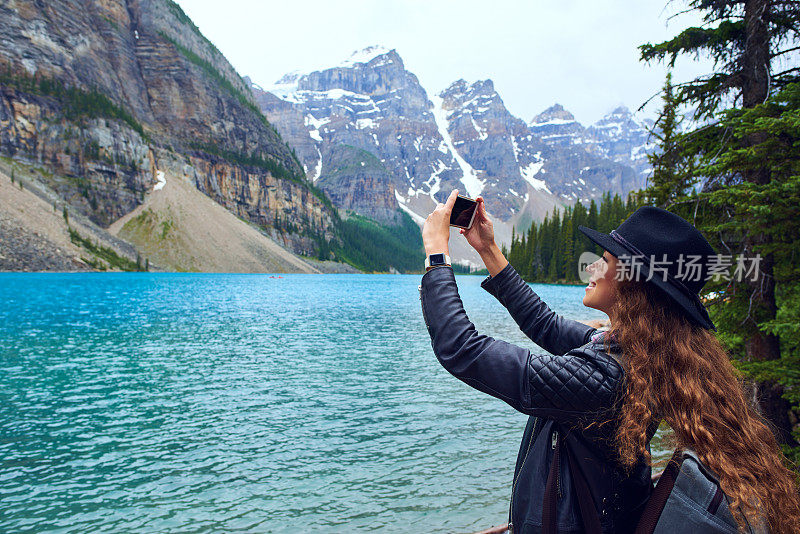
[449,195,478,229]
[460,196,501,265]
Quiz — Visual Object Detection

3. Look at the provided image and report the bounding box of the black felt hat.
[578,206,718,331]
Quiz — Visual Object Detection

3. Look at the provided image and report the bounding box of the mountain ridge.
[253,46,654,263]
[0,0,350,271]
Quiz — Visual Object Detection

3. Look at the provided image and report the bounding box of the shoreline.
[579,318,610,329]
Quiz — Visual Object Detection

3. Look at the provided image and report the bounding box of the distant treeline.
[330,212,424,273]
[504,191,641,283]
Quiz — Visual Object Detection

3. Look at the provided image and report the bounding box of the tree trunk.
[742,0,770,108]
[740,0,793,444]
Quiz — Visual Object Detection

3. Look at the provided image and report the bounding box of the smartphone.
[450,195,478,229]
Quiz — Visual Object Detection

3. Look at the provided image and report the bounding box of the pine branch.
[640,20,746,68]
[666,5,707,22]
[773,66,800,78]
[692,0,746,21]
[770,45,800,58]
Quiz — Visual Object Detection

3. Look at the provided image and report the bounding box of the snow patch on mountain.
[355,118,376,129]
[520,161,549,192]
[430,95,484,198]
[535,118,578,126]
[339,45,394,67]
[395,190,426,224]
[310,146,322,182]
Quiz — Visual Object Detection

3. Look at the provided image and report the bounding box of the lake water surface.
[0,273,667,533]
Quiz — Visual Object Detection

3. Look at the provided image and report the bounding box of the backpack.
[545,447,766,534]
[634,449,765,534]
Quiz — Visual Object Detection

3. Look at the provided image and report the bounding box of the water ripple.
[0,273,663,533]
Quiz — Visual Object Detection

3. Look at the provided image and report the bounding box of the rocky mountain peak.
[273,46,421,101]
[439,79,504,116]
[529,103,585,148]
[590,105,646,136]
[530,103,578,125]
[441,79,469,95]
[608,105,632,117]
[274,71,303,87]
[585,106,654,186]
[338,45,400,68]
[441,78,495,95]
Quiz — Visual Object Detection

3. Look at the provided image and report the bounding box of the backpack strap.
[542,431,561,534]
[634,450,684,534]
[542,431,603,534]
[565,442,603,534]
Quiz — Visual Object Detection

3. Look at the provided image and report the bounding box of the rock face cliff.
[0,0,336,255]
[529,104,654,200]
[435,78,556,225]
[255,47,654,242]
[257,47,462,225]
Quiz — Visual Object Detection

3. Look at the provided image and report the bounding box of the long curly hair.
[606,277,800,533]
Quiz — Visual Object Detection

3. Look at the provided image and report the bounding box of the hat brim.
[577,225,716,332]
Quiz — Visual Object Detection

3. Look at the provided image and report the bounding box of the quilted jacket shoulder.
[420,264,652,533]
[527,342,623,423]
[420,263,624,425]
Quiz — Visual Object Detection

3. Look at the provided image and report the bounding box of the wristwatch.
[425,253,451,271]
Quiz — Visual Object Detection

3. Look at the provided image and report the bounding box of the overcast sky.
[174,0,715,126]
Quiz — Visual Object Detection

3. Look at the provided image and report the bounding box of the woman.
[420,190,800,533]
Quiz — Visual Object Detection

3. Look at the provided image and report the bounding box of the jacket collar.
[591,329,623,356]
[590,329,611,344]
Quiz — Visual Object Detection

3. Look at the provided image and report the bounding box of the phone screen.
[450,196,477,228]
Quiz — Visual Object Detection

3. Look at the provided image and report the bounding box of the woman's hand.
[462,196,508,277]
[461,196,495,254]
[422,189,459,256]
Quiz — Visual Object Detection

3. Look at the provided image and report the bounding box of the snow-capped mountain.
[256,46,469,226]
[586,106,654,181]
[438,81,651,223]
[529,103,586,147]
[435,78,555,226]
[529,103,654,194]
[252,46,655,261]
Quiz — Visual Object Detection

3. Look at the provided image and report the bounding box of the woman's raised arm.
[482,261,596,356]
[462,199,596,355]
[420,265,620,423]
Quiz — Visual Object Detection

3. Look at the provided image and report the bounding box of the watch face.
[430,253,445,265]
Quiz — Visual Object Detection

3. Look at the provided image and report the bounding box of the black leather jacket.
[419,263,655,534]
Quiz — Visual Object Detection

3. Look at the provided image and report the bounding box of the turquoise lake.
[0,273,666,533]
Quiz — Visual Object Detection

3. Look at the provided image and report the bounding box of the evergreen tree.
[587,200,599,256]
[560,210,574,281]
[640,0,800,448]
[506,193,640,283]
[644,73,694,207]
